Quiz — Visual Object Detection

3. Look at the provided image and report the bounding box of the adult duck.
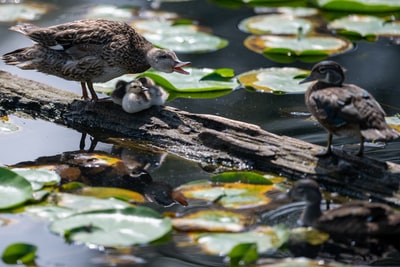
[288,179,400,238]
[2,19,190,101]
[300,61,399,156]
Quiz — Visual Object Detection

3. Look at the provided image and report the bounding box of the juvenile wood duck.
[300,61,399,156]
[288,179,400,238]
[111,79,151,113]
[2,19,190,101]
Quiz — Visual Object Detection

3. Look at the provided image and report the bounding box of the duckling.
[137,77,169,106]
[288,179,400,238]
[2,19,190,101]
[300,61,399,156]
[111,79,151,113]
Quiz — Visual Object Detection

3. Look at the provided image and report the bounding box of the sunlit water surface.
[0,0,399,266]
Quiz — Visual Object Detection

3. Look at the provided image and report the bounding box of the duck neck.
[300,202,322,227]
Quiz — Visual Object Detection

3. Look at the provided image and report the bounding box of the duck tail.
[2,46,40,69]
[361,127,400,141]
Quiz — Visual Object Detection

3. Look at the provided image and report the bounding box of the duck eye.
[319,67,327,73]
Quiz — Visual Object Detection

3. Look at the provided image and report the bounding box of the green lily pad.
[94,68,238,99]
[72,187,145,203]
[329,15,400,38]
[132,20,228,53]
[210,171,273,184]
[50,207,172,247]
[1,243,37,265]
[244,35,352,63]
[50,193,132,213]
[314,0,400,12]
[25,206,75,221]
[0,3,52,22]
[172,209,253,232]
[11,168,61,191]
[238,14,313,35]
[237,67,310,94]
[229,243,259,266]
[0,167,33,210]
[275,6,319,16]
[0,120,20,134]
[176,180,275,209]
[195,225,289,255]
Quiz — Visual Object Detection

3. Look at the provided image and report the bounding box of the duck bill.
[299,75,315,84]
[173,61,191,75]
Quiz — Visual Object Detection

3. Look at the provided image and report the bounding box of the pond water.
[0,0,400,266]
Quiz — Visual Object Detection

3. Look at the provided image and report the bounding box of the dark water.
[0,0,400,266]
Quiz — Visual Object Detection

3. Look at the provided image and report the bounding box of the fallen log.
[1,70,400,206]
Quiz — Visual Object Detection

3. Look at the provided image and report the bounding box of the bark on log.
[1,70,400,206]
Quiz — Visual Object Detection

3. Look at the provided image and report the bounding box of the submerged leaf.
[1,243,37,264]
[0,167,33,209]
[50,207,172,247]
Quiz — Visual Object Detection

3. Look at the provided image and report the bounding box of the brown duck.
[288,179,400,238]
[300,61,399,156]
[2,19,190,101]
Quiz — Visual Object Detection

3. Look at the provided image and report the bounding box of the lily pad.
[25,206,76,221]
[172,209,253,232]
[50,207,172,247]
[94,68,238,99]
[329,15,400,39]
[244,35,353,63]
[195,226,289,255]
[0,120,20,134]
[314,0,400,12]
[386,115,400,132]
[73,187,145,203]
[176,180,275,209]
[289,227,330,246]
[238,14,313,35]
[210,171,273,184]
[1,243,37,265]
[11,168,61,191]
[237,67,310,94]
[132,20,228,53]
[0,167,33,210]
[0,3,52,22]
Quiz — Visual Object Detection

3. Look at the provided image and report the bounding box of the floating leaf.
[11,168,61,191]
[195,226,289,255]
[0,167,33,209]
[0,3,52,22]
[176,180,275,209]
[73,187,145,203]
[386,115,400,132]
[85,4,135,20]
[238,14,313,35]
[0,120,20,134]
[210,171,273,184]
[1,243,37,265]
[237,67,310,94]
[244,35,352,63]
[132,20,228,53]
[94,68,238,99]
[315,0,400,12]
[289,227,330,246]
[172,209,253,232]
[25,206,75,221]
[50,207,172,247]
[329,15,400,39]
[228,243,259,267]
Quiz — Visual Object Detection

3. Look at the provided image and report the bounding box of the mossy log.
[1,70,400,205]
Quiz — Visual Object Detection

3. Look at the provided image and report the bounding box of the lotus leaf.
[329,15,400,38]
[237,67,309,94]
[50,207,172,247]
[238,14,313,35]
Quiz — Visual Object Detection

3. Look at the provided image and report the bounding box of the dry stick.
[1,70,400,206]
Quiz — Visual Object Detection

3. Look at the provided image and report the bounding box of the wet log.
[1,70,400,206]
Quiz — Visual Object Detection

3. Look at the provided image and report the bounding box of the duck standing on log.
[300,61,399,156]
[2,19,190,101]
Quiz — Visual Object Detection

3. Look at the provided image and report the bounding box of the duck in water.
[2,19,190,101]
[300,61,399,156]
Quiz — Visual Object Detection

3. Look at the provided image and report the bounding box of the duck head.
[299,61,345,86]
[125,80,148,94]
[147,48,190,75]
[288,179,322,205]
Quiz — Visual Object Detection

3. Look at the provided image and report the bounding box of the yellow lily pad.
[238,14,313,35]
[72,187,145,203]
[237,67,309,94]
[386,115,400,132]
[176,180,275,209]
[172,209,254,232]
